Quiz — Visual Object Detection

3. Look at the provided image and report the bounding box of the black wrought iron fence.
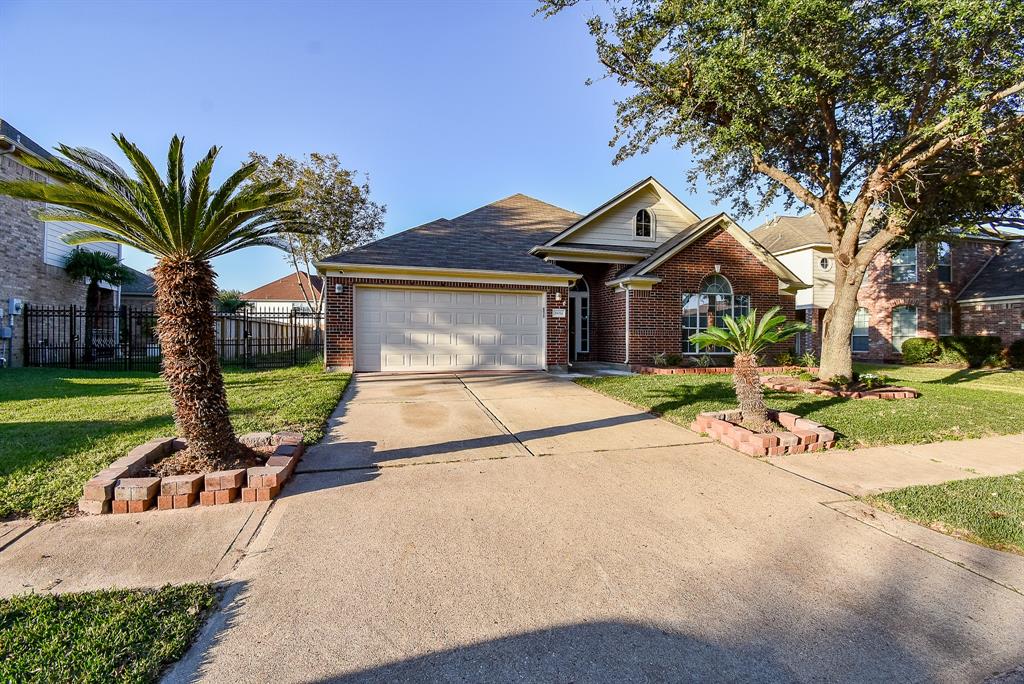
[23,305,323,371]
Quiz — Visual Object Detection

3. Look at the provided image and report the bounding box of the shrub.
[653,352,687,367]
[798,351,817,368]
[798,371,816,381]
[1007,339,1024,369]
[775,352,795,366]
[937,335,1003,367]
[652,352,669,367]
[829,374,851,387]
[695,354,713,368]
[901,337,939,364]
[859,372,891,389]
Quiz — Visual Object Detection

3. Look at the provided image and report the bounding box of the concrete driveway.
[170,373,1024,683]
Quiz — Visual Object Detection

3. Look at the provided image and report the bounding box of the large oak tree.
[543,0,1024,377]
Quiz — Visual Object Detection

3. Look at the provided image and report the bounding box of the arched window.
[681,275,750,354]
[634,209,654,239]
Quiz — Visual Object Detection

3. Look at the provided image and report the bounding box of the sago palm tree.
[0,135,304,470]
[63,247,134,363]
[690,307,808,432]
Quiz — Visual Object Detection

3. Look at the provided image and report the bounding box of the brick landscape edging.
[761,377,919,400]
[690,409,837,457]
[631,365,819,376]
[79,431,305,515]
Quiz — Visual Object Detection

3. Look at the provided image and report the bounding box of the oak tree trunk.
[153,258,237,470]
[818,261,867,380]
[733,352,769,431]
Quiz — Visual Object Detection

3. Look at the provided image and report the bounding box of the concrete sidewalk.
[768,432,1024,496]
[0,501,270,597]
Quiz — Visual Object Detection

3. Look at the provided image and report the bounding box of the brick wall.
[560,262,628,364]
[322,276,569,370]
[852,238,1000,359]
[960,301,1024,343]
[627,228,796,364]
[0,154,89,367]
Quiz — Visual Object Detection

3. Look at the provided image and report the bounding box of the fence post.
[22,304,30,367]
[291,309,298,366]
[123,306,131,372]
[243,306,250,369]
[69,305,77,369]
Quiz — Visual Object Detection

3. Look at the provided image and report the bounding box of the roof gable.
[243,272,323,301]
[541,177,701,249]
[750,214,831,254]
[611,214,808,293]
[957,241,1023,302]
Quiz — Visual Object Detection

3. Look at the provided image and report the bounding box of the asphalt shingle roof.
[121,266,155,296]
[321,194,581,276]
[750,214,830,253]
[0,119,52,160]
[957,241,1024,301]
[243,272,323,301]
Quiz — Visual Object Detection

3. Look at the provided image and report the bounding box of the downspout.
[624,286,630,366]
[0,140,17,368]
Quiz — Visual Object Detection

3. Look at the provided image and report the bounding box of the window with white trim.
[936,242,952,283]
[634,209,654,239]
[852,307,870,353]
[682,274,750,353]
[937,305,953,336]
[892,245,918,283]
[892,305,918,352]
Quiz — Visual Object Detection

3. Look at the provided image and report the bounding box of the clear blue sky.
[1,0,784,292]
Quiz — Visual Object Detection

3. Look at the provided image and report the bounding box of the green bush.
[829,374,851,387]
[775,352,795,366]
[695,354,713,368]
[901,337,939,364]
[798,371,816,381]
[798,351,818,368]
[1007,340,1024,369]
[937,335,1003,367]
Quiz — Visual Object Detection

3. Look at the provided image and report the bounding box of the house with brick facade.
[316,177,806,372]
[0,119,123,367]
[751,214,1023,359]
[242,272,323,315]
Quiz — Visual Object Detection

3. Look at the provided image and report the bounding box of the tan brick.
[271,431,303,447]
[248,466,287,489]
[114,477,160,501]
[238,431,272,448]
[78,498,110,515]
[776,432,800,448]
[777,412,800,430]
[161,473,204,496]
[273,444,299,458]
[205,469,245,491]
[815,428,836,443]
[82,478,116,502]
[794,418,820,431]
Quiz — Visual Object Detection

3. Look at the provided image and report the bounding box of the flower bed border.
[631,365,818,376]
[761,377,919,400]
[78,431,305,515]
[690,409,837,457]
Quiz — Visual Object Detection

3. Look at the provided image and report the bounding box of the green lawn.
[0,584,216,683]
[0,363,350,520]
[870,472,1024,555]
[576,364,1024,449]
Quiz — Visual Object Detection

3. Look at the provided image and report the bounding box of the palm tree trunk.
[153,258,237,469]
[733,352,769,431]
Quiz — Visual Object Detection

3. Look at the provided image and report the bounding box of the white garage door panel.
[355,288,545,372]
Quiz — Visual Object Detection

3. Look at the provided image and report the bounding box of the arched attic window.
[634,209,654,239]
[682,274,751,353]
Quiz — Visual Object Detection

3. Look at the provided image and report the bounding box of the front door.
[569,290,589,361]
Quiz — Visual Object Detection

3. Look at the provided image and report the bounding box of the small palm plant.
[64,248,135,363]
[690,307,809,432]
[0,135,304,471]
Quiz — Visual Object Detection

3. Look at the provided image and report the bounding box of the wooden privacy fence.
[23,305,323,371]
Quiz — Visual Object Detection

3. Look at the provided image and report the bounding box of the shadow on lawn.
[921,367,1017,386]
[0,416,175,475]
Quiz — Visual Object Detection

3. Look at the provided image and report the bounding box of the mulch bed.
[762,376,919,400]
[78,431,304,515]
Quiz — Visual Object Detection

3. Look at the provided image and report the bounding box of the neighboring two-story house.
[751,214,1022,359]
[0,119,123,367]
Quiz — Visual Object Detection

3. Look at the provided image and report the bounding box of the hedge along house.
[316,177,807,373]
